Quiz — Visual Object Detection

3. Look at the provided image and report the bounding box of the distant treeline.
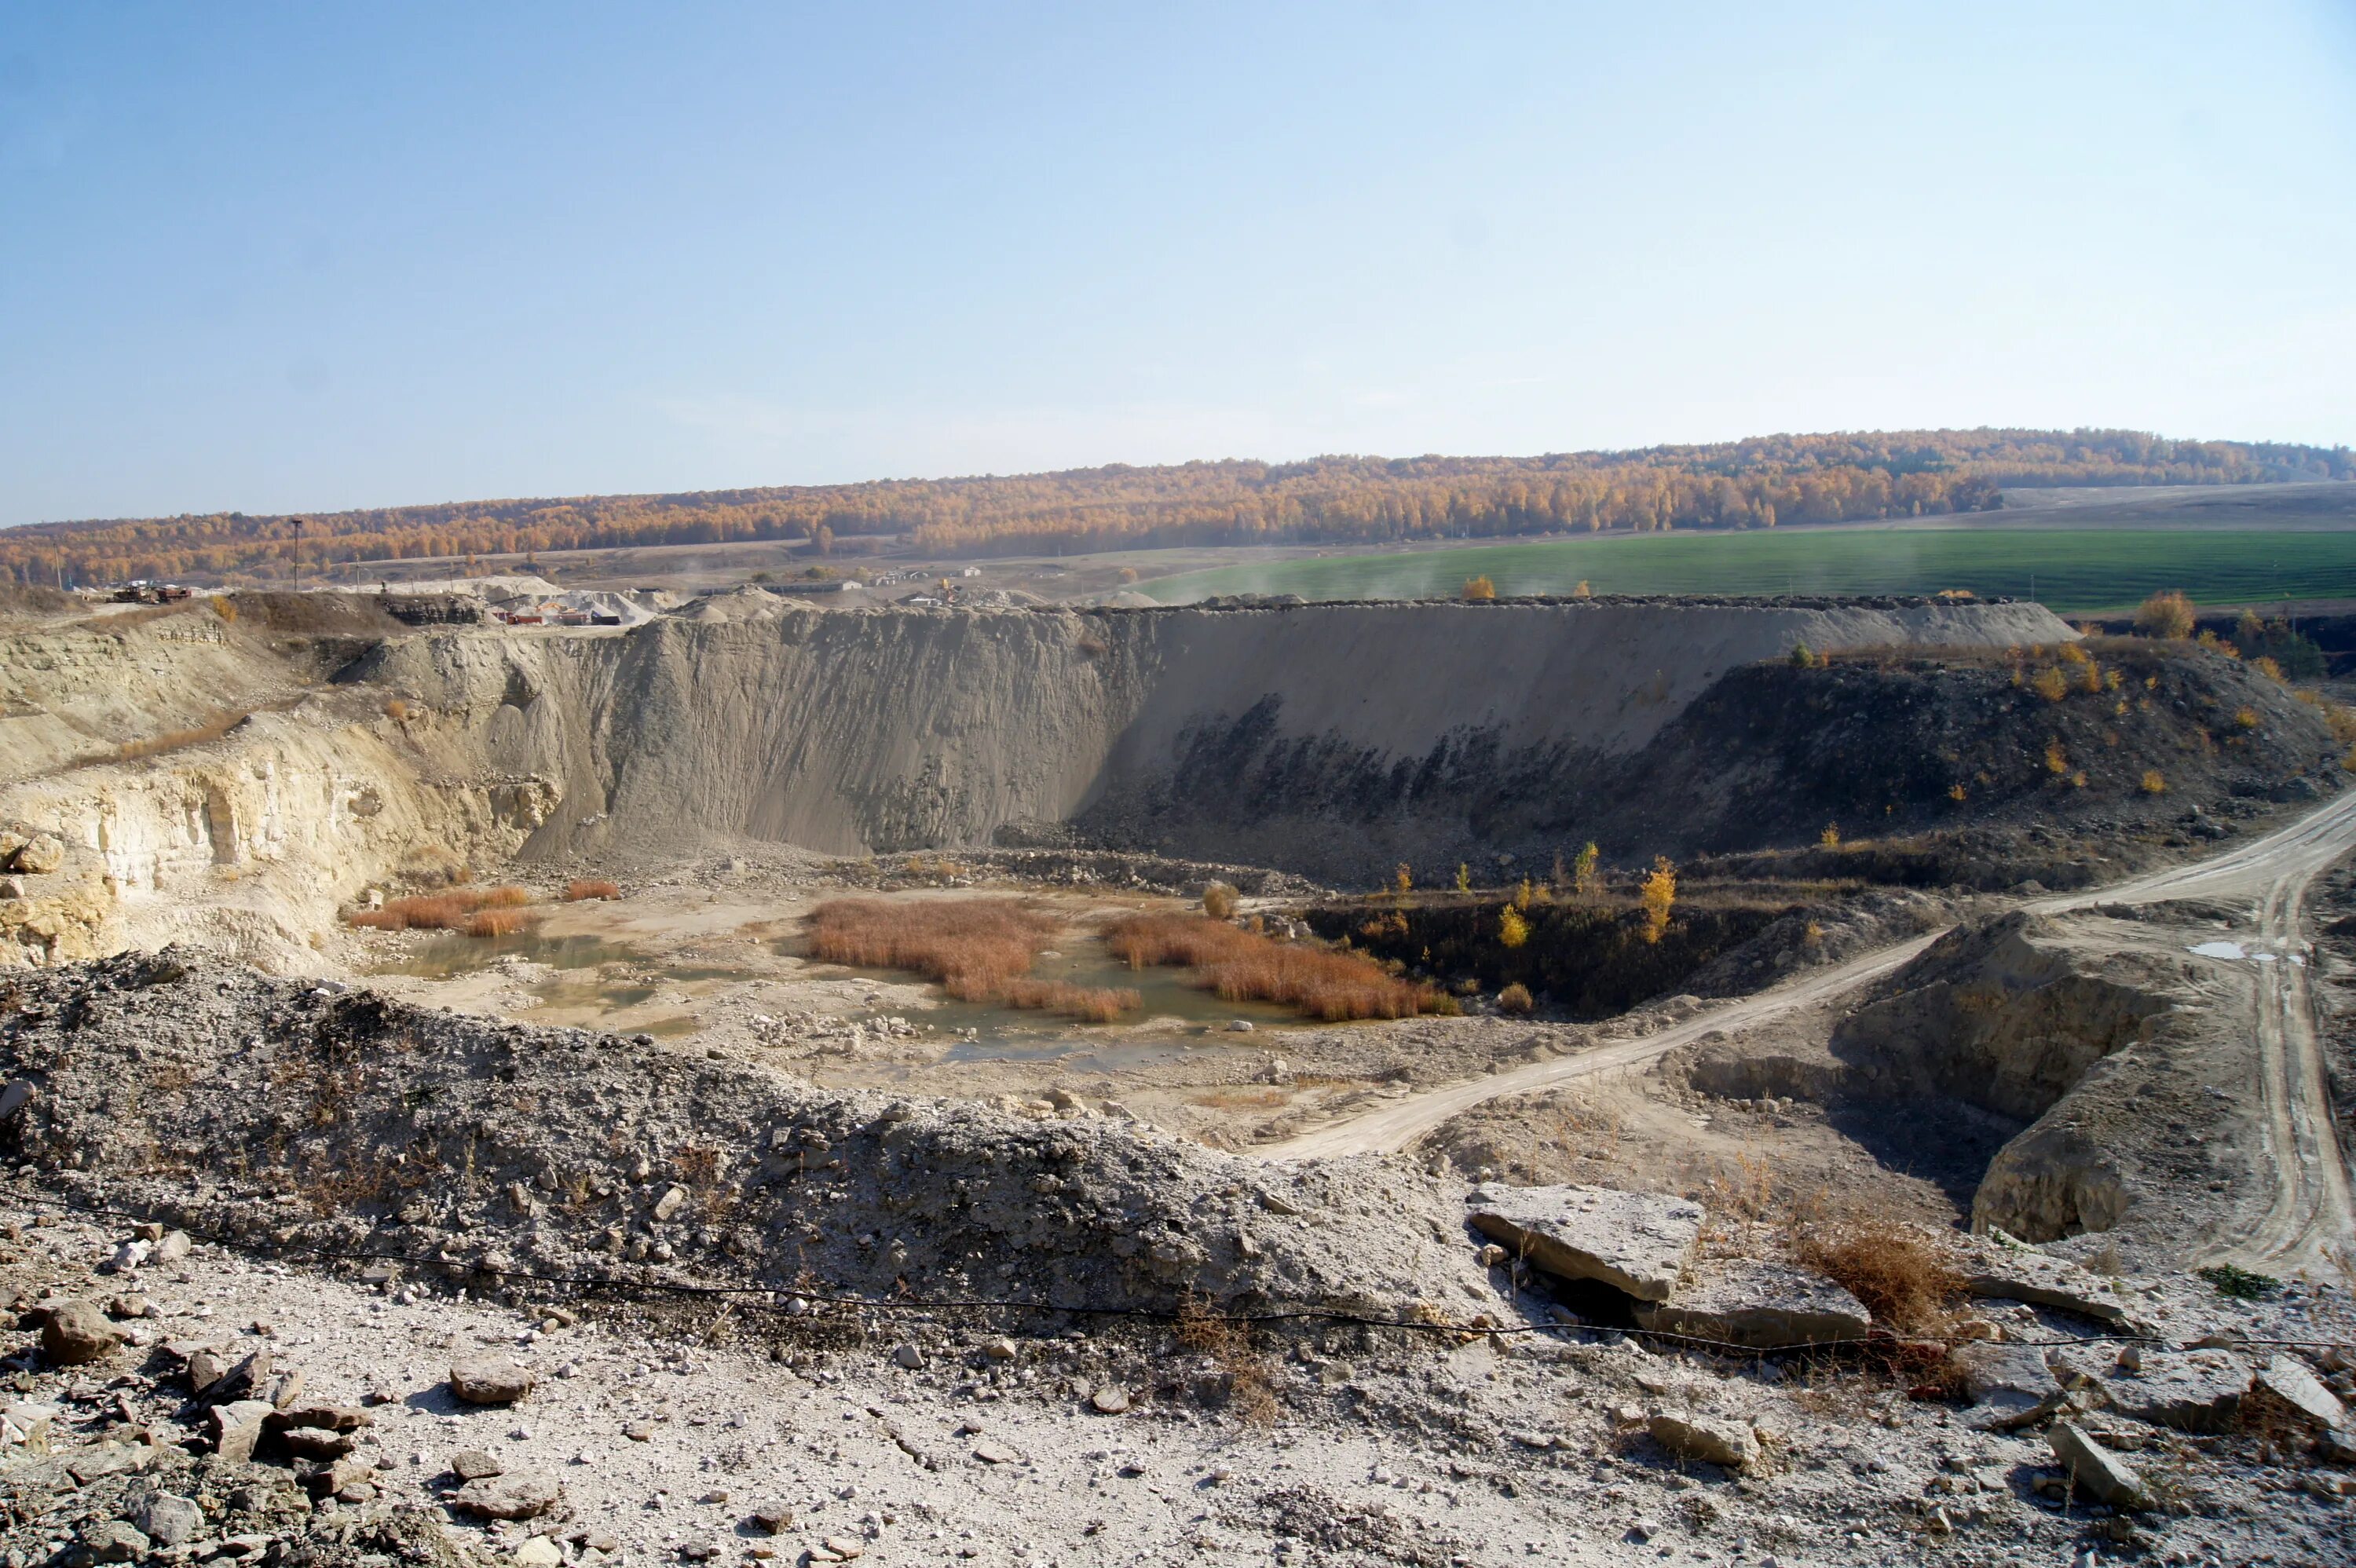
[6,428,2351,586]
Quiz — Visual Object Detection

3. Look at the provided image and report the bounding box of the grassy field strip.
[1140,529,2356,613]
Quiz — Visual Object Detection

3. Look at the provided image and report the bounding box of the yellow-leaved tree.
[1639,857,1677,944]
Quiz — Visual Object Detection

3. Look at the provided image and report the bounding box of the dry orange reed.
[346,885,534,934]
[1105,912,1436,1022]
[564,879,623,901]
[807,898,1136,1020]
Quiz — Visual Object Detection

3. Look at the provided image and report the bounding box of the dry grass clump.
[1792,1218,1965,1337]
[1106,912,1436,1021]
[465,908,539,938]
[1002,979,1140,1022]
[564,878,623,901]
[346,884,535,933]
[807,897,1056,1001]
[1176,1291,1279,1425]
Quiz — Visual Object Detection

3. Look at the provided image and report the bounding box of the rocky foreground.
[0,958,2351,1565]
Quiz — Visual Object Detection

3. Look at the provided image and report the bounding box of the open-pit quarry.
[1,586,2353,1568]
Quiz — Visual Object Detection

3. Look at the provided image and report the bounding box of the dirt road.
[1268,791,2356,1277]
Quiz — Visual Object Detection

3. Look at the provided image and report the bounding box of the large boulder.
[1466,1184,1703,1302]
[1633,1259,1870,1349]
[38,1300,123,1365]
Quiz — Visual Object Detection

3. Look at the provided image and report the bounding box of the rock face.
[38,1300,122,1365]
[1632,1259,1870,1348]
[2050,1420,2149,1509]
[1466,1184,1703,1303]
[353,597,2076,881]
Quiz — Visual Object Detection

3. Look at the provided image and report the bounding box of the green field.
[1140,528,2356,613]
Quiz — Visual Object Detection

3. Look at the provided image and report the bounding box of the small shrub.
[1788,642,1819,670]
[1948,783,1967,802]
[1817,823,1840,848]
[2234,706,2260,730]
[565,878,622,901]
[382,697,412,722]
[1497,982,1534,1015]
[2134,589,2196,639]
[1461,575,1497,601]
[2058,642,2091,665]
[1571,841,1600,897]
[2076,662,2103,695]
[1202,881,1241,919]
[808,897,1057,1001]
[2139,769,2167,795]
[2044,738,2069,774]
[1497,907,1530,948]
[2030,666,2069,702]
[1455,862,1471,894]
[2070,769,2087,789]
[2195,1263,2281,1301]
[210,596,238,623]
[1570,579,1592,598]
[1794,1219,1964,1336]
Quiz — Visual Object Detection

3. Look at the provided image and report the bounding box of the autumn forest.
[5,428,2351,587]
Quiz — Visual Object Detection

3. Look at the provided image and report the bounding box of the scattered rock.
[136,1494,203,1549]
[1646,1412,1756,1469]
[1959,1241,2147,1332]
[39,1299,124,1365]
[891,1342,924,1370]
[449,1470,562,1520]
[1952,1341,2065,1431]
[2051,1420,2149,1509]
[450,1356,536,1405]
[208,1398,277,1464]
[652,1184,690,1222]
[1633,1259,1870,1348]
[2251,1354,2347,1431]
[972,1439,1022,1464]
[513,1537,564,1567]
[272,1402,371,1433]
[748,1503,795,1533]
[2101,1350,2248,1433]
[450,1449,504,1480]
[12,834,64,875]
[279,1426,357,1460]
[1090,1385,1132,1414]
[1466,1183,1703,1302]
[80,1521,148,1563]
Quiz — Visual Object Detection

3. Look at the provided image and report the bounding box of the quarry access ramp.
[1267,789,2356,1277]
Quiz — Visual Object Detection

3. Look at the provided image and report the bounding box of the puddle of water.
[364,930,649,978]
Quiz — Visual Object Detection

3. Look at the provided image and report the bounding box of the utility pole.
[292,518,306,594]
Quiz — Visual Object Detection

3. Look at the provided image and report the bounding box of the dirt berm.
[1735,908,2269,1268]
[353,594,2071,883]
[0,952,1494,1321]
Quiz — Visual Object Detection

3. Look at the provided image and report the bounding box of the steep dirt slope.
[355,595,2070,881]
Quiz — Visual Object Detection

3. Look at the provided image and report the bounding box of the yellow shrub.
[2031,667,2069,702]
[1818,823,1841,848]
[1948,783,1967,802]
[2059,642,2091,665]
[2134,590,2195,639]
[2045,738,2069,774]
[2234,707,2259,730]
[1498,907,1530,948]
[1461,575,1497,601]
[2141,770,2166,794]
[2253,656,2285,682]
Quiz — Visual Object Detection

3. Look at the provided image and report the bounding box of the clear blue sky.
[2,2,2351,527]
